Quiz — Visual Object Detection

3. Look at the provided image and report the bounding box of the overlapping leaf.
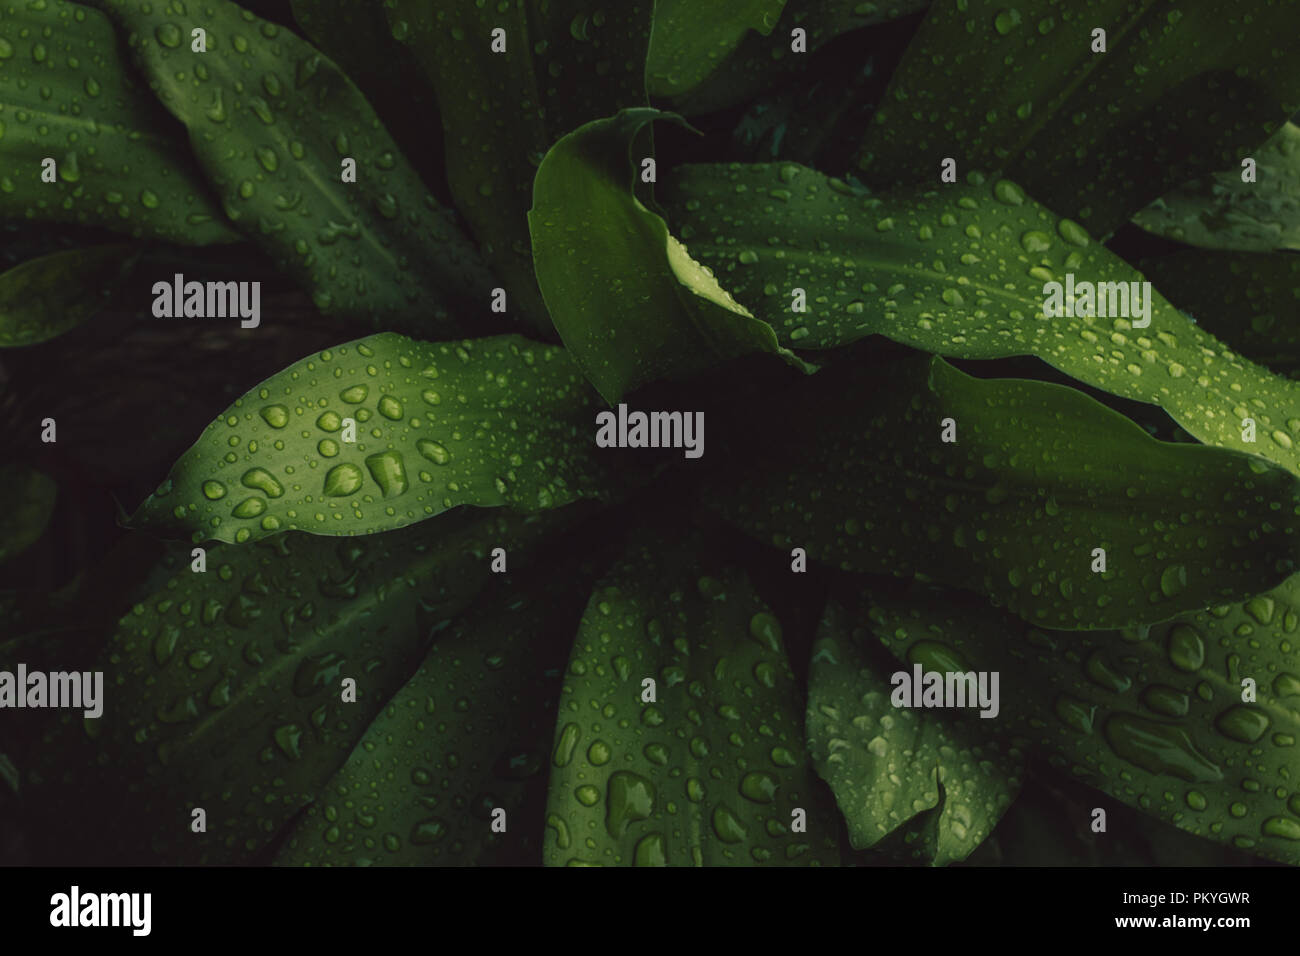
[1133,123,1300,253]
[646,0,786,101]
[530,110,807,402]
[702,352,1300,630]
[81,0,495,328]
[665,164,1300,476]
[665,0,929,116]
[543,529,840,866]
[861,577,1300,867]
[855,0,1300,238]
[807,600,1025,865]
[23,508,567,865]
[0,466,57,564]
[385,0,654,332]
[276,566,585,865]
[0,0,239,245]
[130,333,617,544]
[0,245,140,347]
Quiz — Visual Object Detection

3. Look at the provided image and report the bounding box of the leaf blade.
[130,333,617,544]
[703,352,1300,630]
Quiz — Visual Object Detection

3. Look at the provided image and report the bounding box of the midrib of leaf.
[189,60,408,276]
[1,105,185,153]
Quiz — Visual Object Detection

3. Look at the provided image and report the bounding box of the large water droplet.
[365,451,408,498]
[1103,713,1222,782]
[323,463,364,497]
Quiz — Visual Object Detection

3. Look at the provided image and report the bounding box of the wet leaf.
[80,0,495,328]
[542,528,841,866]
[385,0,654,332]
[0,245,140,347]
[646,0,787,101]
[22,508,566,865]
[530,110,808,402]
[1133,123,1300,253]
[130,333,617,544]
[665,163,1300,476]
[862,577,1300,867]
[807,600,1025,864]
[0,0,239,246]
[667,0,929,116]
[702,352,1300,630]
[854,0,1300,238]
[276,564,587,865]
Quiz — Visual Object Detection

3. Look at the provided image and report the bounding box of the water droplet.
[633,832,667,866]
[410,818,448,844]
[340,385,368,404]
[232,497,266,519]
[378,396,403,420]
[1167,623,1205,672]
[605,771,654,837]
[739,771,777,804]
[1103,713,1223,782]
[155,23,183,47]
[241,467,284,498]
[323,463,364,497]
[202,480,227,500]
[1020,230,1052,253]
[748,612,782,652]
[711,805,748,843]
[1159,564,1187,598]
[993,180,1025,205]
[260,404,289,428]
[553,723,580,767]
[1057,218,1090,246]
[1262,817,1300,841]
[1215,705,1270,743]
[365,451,408,498]
[994,8,1022,34]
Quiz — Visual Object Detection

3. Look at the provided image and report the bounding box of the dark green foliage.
[4,0,1300,868]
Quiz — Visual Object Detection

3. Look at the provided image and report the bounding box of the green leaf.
[0,466,57,564]
[854,1,1300,239]
[288,0,440,181]
[1140,251,1300,373]
[23,508,567,865]
[385,0,654,332]
[807,600,1025,864]
[0,245,139,347]
[0,0,239,246]
[130,332,617,544]
[542,529,841,866]
[665,0,929,117]
[530,110,807,402]
[646,0,787,101]
[1133,123,1300,253]
[665,163,1300,476]
[862,577,1300,867]
[79,0,495,328]
[703,352,1300,630]
[276,565,581,865]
